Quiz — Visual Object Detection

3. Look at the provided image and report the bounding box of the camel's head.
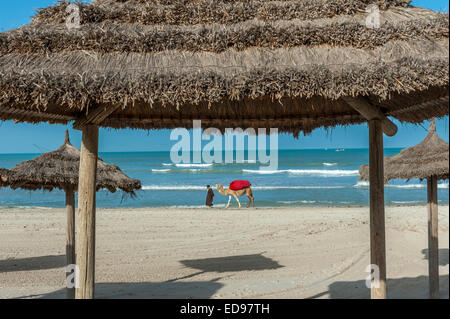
[215,184,223,189]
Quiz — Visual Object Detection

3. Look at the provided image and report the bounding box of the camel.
[215,184,255,208]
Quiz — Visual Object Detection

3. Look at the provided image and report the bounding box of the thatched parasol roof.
[0,0,448,136]
[1,130,141,193]
[359,119,449,182]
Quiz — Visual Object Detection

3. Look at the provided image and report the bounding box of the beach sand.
[0,205,448,299]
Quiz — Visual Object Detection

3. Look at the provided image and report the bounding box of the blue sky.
[0,0,448,153]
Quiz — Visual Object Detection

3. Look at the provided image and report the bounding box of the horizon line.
[0,147,407,155]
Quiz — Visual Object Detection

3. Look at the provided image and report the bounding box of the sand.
[0,205,448,299]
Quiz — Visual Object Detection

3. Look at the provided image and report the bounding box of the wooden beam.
[75,125,99,299]
[427,176,439,299]
[369,119,387,299]
[73,104,121,130]
[343,97,398,137]
[65,187,76,299]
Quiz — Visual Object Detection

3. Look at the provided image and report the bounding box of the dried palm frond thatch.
[0,0,448,135]
[1,130,141,194]
[359,119,449,182]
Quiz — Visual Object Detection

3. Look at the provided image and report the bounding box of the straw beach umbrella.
[0,130,141,298]
[0,0,448,298]
[359,119,449,298]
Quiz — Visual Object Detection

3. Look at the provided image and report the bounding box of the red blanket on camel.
[229,180,251,191]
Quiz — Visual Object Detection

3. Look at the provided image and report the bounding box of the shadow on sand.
[16,280,225,299]
[167,253,284,282]
[307,248,449,299]
[5,251,448,299]
[13,253,283,299]
[308,274,449,299]
[422,248,449,266]
[0,255,65,273]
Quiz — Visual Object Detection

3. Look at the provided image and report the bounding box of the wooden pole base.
[75,125,99,299]
[427,176,439,299]
[66,188,76,299]
[369,119,387,299]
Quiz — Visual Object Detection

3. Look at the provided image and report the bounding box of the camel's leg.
[248,189,255,208]
[226,195,232,208]
[234,195,241,208]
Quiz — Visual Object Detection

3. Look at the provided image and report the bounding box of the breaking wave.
[243,169,359,176]
[354,181,449,189]
[323,162,338,166]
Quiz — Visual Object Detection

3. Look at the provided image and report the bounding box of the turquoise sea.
[0,149,448,208]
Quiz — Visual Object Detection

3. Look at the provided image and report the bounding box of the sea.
[0,149,448,209]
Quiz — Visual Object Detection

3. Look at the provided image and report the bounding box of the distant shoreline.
[0,148,405,156]
[1,204,449,211]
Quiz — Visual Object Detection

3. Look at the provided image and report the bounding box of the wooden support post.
[427,176,439,299]
[65,188,76,299]
[369,119,387,299]
[75,125,99,299]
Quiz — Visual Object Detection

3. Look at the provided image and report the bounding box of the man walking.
[205,185,214,207]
